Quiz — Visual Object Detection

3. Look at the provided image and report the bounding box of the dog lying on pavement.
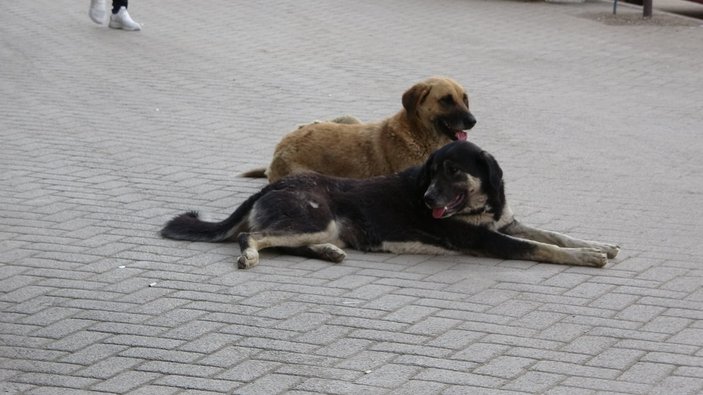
[162,141,619,269]
[241,76,477,182]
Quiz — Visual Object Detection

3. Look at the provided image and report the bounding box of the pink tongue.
[455,131,468,141]
[432,207,446,219]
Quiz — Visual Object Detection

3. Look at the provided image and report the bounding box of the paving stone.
[537,323,590,343]
[425,329,484,350]
[59,343,127,365]
[616,304,667,323]
[615,339,698,355]
[152,375,241,393]
[532,361,620,380]
[502,371,564,393]
[257,349,340,367]
[667,328,703,347]
[334,351,396,371]
[349,328,428,344]
[618,362,675,385]
[215,359,280,382]
[585,348,645,370]
[354,364,420,388]
[588,292,641,311]
[370,342,452,359]
[275,364,362,381]
[122,385,179,395]
[560,376,652,394]
[2,360,81,376]
[75,357,143,379]
[294,324,352,346]
[119,347,203,364]
[10,373,98,390]
[453,343,512,363]
[506,347,590,365]
[295,377,385,394]
[561,336,619,355]
[413,368,505,387]
[235,374,302,395]
[641,352,703,368]
[91,371,161,393]
[361,293,416,311]
[27,388,116,395]
[648,376,703,395]
[237,337,317,354]
[386,380,447,395]
[315,338,374,358]
[394,355,477,372]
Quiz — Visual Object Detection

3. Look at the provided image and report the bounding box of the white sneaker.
[109,6,142,31]
[89,0,106,24]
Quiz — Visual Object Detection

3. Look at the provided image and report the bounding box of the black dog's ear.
[402,82,432,115]
[481,151,503,191]
[418,150,437,188]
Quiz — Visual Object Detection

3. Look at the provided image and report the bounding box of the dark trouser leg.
[112,0,127,13]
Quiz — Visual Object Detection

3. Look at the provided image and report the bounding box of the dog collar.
[459,205,492,216]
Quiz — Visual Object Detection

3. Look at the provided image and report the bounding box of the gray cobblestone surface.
[2,0,703,393]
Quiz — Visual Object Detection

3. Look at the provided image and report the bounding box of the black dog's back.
[312,168,430,250]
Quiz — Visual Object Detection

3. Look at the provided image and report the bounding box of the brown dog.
[242,77,477,183]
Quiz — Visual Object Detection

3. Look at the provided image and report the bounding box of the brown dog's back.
[267,120,389,182]
[242,77,476,183]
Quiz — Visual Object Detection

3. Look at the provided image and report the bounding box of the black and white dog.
[161,141,619,269]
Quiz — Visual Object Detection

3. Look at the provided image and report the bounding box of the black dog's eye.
[446,164,461,175]
[440,95,454,106]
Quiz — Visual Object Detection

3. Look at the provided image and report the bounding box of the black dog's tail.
[239,167,267,178]
[160,192,262,242]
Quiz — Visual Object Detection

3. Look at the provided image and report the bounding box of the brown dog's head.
[420,141,504,220]
[402,77,477,141]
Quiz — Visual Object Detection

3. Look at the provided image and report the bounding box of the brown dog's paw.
[297,120,322,129]
[330,115,362,125]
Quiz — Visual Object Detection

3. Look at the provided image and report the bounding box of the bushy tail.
[160,192,261,242]
[239,167,267,178]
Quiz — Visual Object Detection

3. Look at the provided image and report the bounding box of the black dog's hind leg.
[276,244,347,263]
[236,222,343,269]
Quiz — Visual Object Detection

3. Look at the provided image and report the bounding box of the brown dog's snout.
[464,113,477,130]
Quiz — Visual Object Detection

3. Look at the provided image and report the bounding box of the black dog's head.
[420,141,505,219]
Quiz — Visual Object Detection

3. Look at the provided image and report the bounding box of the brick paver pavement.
[2,0,703,393]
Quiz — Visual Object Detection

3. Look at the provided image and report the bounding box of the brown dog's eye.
[440,95,454,106]
[462,94,468,106]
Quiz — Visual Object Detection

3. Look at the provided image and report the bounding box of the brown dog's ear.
[402,82,432,115]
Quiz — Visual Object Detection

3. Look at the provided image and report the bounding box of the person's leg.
[109,0,141,31]
[89,0,106,24]
[111,0,127,14]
